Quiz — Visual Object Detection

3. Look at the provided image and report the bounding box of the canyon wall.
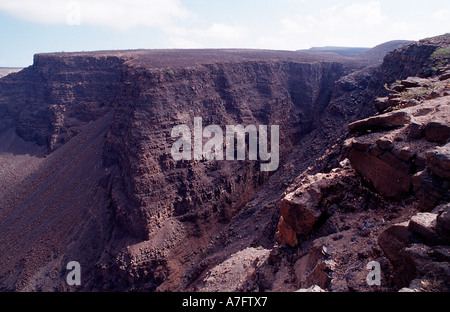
[0,49,353,290]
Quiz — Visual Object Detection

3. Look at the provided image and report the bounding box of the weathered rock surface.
[275,168,363,247]
[426,144,450,179]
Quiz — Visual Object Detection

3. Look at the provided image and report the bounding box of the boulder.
[408,212,443,245]
[294,243,333,290]
[349,149,411,200]
[374,97,389,113]
[424,121,450,144]
[348,110,411,134]
[404,244,450,291]
[401,77,429,88]
[276,169,359,246]
[426,144,450,179]
[377,221,416,287]
[378,221,410,265]
[411,169,450,211]
[436,203,450,242]
[280,182,325,237]
[407,121,424,139]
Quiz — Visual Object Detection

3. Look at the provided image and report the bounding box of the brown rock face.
[349,148,412,199]
[275,168,365,247]
[0,49,357,291]
[0,54,125,150]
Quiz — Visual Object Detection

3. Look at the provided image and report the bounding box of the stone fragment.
[392,146,415,162]
[376,137,394,151]
[351,139,372,152]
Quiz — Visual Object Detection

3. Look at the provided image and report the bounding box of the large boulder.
[275,169,358,247]
[348,110,411,134]
[408,212,443,245]
[349,148,412,200]
[274,216,298,247]
[424,122,450,144]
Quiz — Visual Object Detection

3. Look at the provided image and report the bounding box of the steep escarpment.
[0,49,356,291]
[105,60,347,238]
[100,58,351,291]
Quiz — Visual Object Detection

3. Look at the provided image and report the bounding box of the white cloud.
[166,23,251,48]
[257,1,390,50]
[432,8,450,22]
[0,0,190,30]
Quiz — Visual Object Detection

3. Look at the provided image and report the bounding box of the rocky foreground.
[0,35,449,292]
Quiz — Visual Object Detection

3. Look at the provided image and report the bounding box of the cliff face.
[100,58,352,291]
[105,60,347,239]
[0,54,125,150]
[0,49,355,291]
[0,36,447,292]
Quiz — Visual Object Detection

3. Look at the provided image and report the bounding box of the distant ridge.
[356,40,412,64]
[299,40,412,64]
[298,46,370,57]
[0,67,23,78]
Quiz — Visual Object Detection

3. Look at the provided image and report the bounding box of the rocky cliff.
[273,34,450,292]
[0,35,448,292]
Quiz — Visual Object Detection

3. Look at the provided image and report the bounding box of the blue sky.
[0,0,449,67]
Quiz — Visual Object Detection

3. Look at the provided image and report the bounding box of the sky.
[0,0,449,67]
